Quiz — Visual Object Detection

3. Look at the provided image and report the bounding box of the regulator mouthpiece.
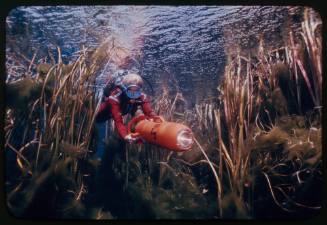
[176,129,194,150]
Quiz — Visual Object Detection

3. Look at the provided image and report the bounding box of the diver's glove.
[124,134,138,144]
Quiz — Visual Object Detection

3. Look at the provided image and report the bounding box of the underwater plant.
[5,38,128,218]
[211,7,322,218]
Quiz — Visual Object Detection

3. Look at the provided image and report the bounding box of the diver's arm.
[141,94,157,118]
[110,101,128,139]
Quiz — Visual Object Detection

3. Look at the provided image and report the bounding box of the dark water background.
[6,6,304,105]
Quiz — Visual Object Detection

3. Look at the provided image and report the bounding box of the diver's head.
[121,73,143,99]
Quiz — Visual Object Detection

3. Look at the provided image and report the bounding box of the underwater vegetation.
[4,7,322,219]
[213,8,322,218]
[5,45,112,218]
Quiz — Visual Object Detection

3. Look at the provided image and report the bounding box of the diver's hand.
[124,134,138,144]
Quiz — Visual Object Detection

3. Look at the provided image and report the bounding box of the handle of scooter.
[127,114,147,135]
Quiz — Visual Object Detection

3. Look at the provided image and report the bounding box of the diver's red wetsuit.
[95,86,156,139]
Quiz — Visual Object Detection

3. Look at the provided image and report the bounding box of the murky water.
[6,6,304,104]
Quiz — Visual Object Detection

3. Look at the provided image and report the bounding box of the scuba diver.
[87,71,158,206]
[95,72,157,144]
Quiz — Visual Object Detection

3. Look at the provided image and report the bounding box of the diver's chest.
[120,100,142,115]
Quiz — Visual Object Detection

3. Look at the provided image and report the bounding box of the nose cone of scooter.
[176,129,194,150]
